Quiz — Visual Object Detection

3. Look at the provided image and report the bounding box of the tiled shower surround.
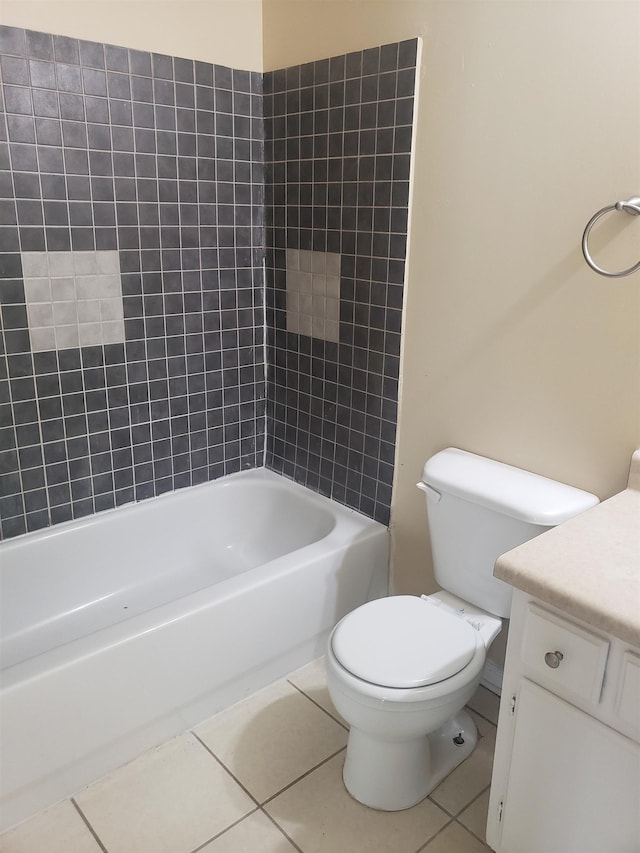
[0,26,265,539]
[0,25,417,539]
[264,41,417,524]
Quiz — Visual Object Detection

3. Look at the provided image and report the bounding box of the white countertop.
[495,450,640,648]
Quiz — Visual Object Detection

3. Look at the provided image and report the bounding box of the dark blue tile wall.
[0,26,265,539]
[263,40,417,525]
[0,26,417,540]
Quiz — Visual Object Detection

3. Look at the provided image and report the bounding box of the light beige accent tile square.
[265,752,449,853]
[100,273,122,298]
[78,322,102,347]
[312,273,326,294]
[200,810,299,852]
[48,252,74,277]
[195,679,348,803]
[299,292,312,315]
[285,249,300,272]
[75,277,96,300]
[73,252,97,275]
[311,252,326,273]
[326,274,340,298]
[325,320,339,342]
[312,293,325,314]
[326,253,341,276]
[23,278,51,303]
[458,789,490,842]
[0,799,102,853]
[21,252,49,278]
[30,326,56,351]
[102,319,125,345]
[299,250,313,272]
[55,324,79,349]
[325,296,339,317]
[77,300,101,323]
[312,315,325,338]
[75,732,255,853]
[298,271,312,293]
[27,302,54,327]
[287,656,347,727]
[299,314,312,336]
[286,270,301,292]
[53,301,77,325]
[96,250,120,275]
[422,820,492,852]
[100,297,124,321]
[429,717,496,815]
[50,277,76,300]
[287,312,300,335]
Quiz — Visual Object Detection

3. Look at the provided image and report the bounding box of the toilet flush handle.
[416,482,442,502]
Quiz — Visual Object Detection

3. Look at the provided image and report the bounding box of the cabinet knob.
[544,650,564,669]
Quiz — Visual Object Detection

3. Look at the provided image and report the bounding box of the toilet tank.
[420,448,599,617]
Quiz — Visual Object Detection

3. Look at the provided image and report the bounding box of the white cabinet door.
[500,679,640,853]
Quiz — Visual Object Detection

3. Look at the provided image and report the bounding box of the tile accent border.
[22,250,124,351]
[286,249,340,342]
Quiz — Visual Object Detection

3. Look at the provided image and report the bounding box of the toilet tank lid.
[422,448,599,526]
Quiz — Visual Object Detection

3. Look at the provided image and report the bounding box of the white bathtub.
[0,468,388,830]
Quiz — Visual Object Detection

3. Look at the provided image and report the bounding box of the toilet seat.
[331,596,479,689]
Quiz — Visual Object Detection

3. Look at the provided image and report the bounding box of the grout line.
[192,722,347,811]
[457,784,492,844]
[71,798,109,853]
[188,806,260,853]
[261,807,305,853]
[286,677,349,730]
[190,730,261,807]
[260,744,347,808]
[414,817,455,853]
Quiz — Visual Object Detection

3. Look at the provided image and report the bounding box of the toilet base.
[342,709,478,811]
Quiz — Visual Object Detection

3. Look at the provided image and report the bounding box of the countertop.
[494,450,640,648]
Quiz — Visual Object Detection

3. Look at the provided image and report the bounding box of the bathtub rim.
[1,467,388,688]
[0,465,357,551]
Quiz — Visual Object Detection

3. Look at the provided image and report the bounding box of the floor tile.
[467,686,501,725]
[264,752,450,853]
[195,679,348,803]
[0,800,102,853]
[428,717,496,816]
[421,820,492,852]
[74,732,255,853]
[458,789,490,842]
[199,810,300,852]
[469,708,497,739]
[287,656,347,726]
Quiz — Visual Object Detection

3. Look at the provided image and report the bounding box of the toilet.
[326,447,599,811]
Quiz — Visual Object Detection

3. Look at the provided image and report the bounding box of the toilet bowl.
[326,592,502,811]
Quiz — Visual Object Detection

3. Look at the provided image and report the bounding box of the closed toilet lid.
[331,596,479,689]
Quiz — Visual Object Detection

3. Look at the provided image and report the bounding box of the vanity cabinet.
[487,590,640,853]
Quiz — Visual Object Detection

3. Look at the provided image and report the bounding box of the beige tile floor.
[1,658,500,853]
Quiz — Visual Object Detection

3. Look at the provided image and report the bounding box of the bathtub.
[0,468,388,830]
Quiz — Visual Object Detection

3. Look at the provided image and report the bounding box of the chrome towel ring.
[582,195,640,278]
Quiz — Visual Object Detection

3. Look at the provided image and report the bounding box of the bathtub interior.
[1,470,336,670]
[0,468,389,832]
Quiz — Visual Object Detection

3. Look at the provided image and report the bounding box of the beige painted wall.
[2,0,639,601]
[264,1,640,596]
[0,0,263,70]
